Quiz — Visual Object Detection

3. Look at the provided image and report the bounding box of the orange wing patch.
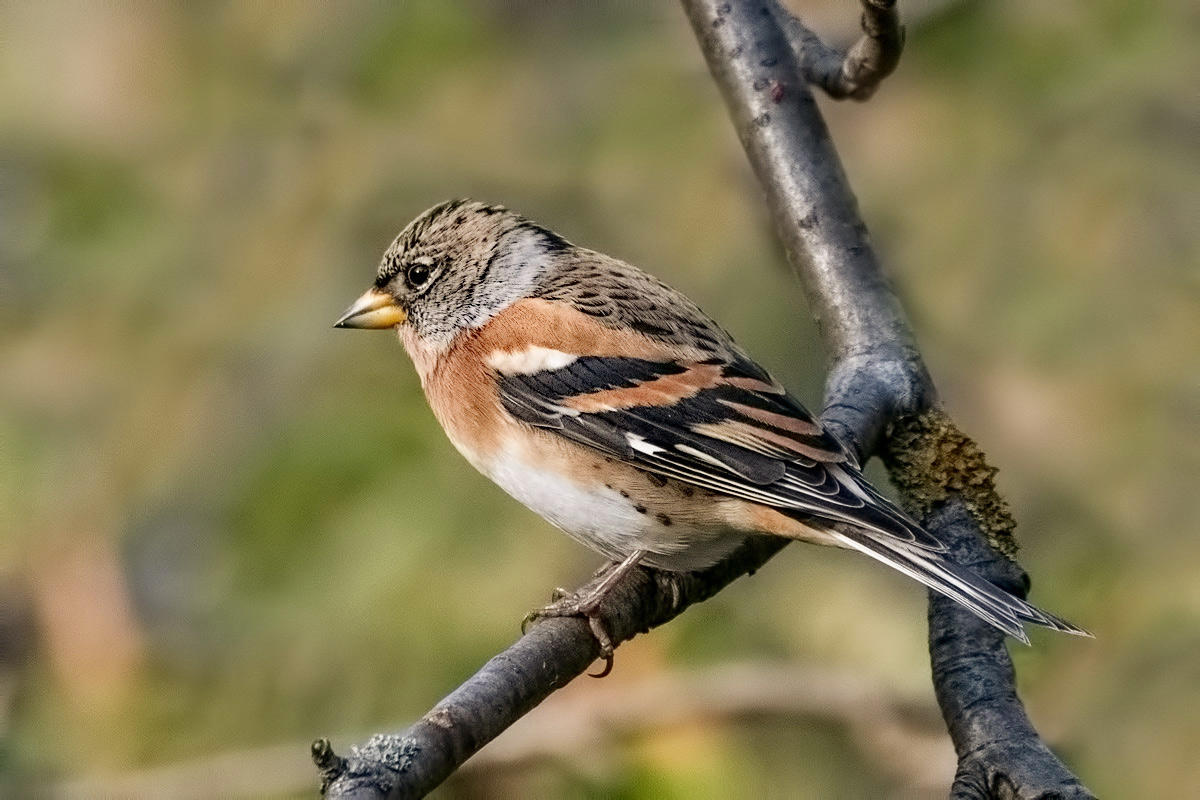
[694,420,846,462]
[717,399,821,434]
[563,362,724,413]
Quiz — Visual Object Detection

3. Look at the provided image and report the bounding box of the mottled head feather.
[374,199,742,359]
[374,200,567,345]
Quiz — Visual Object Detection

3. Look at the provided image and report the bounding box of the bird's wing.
[493,349,1093,642]
[491,261,1091,642]
[494,351,943,551]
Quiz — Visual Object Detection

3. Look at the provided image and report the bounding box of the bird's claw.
[587,615,615,678]
[520,589,615,678]
[520,587,572,633]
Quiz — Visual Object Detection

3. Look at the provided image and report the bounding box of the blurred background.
[1,0,1197,797]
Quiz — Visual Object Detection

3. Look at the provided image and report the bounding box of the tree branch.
[314,537,788,799]
[313,1,1093,797]
[774,0,905,101]
[43,663,957,799]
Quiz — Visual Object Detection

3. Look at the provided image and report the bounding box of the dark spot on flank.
[605,484,614,490]
[635,505,647,514]
[455,215,466,225]
[656,514,673,526]
[647,474,668,487]
[681,486,695,497]
[619,490,630,499]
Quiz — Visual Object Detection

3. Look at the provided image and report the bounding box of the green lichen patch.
[882,408,1019,558]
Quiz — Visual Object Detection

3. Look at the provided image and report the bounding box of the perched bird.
[336,200,1087,663]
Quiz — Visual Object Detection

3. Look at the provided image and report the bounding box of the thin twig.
[774,0,905,101]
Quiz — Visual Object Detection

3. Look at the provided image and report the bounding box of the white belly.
[484,448,650,561]
[478,444,747,571]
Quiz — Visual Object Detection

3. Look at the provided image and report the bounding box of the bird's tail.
[830,527,1091,644]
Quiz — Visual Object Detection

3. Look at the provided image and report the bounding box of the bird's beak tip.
[334,287,407,330]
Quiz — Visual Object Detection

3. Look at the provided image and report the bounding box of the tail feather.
[831,528,1091,644]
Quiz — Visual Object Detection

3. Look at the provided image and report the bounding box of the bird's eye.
[406,263,431,287]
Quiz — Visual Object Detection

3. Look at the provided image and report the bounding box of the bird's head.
[334,199,570,348]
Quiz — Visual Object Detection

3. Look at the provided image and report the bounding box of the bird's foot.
[520,550,646,678]
[522,587,616,677]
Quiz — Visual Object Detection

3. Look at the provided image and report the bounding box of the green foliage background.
[1,0,1197,796]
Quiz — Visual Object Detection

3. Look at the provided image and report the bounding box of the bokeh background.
[2,0,1197,797]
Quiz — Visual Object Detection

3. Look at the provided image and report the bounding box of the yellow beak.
[333,287,407,329]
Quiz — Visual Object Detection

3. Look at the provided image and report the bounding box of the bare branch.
[920,503,1094,799]
[316,537,787,799]
[690,0,931,459]
[44,663,958,799]
[312,1,1094,797]
[688,1,1092,796]
[774,0,905,101]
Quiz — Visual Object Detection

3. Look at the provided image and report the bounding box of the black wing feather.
[496,355,941,550]
[494,352,1091,642]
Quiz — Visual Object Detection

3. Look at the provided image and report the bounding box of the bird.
[335,199,1088,668]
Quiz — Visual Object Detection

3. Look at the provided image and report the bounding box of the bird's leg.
[522,549,646,677]
[578,549,646,610]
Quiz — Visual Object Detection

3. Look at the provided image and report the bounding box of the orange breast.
[406,297,686,464]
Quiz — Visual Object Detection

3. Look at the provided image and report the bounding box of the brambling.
[336,200,1086,661]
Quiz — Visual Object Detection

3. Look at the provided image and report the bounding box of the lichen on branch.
[883,409,1019,558]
